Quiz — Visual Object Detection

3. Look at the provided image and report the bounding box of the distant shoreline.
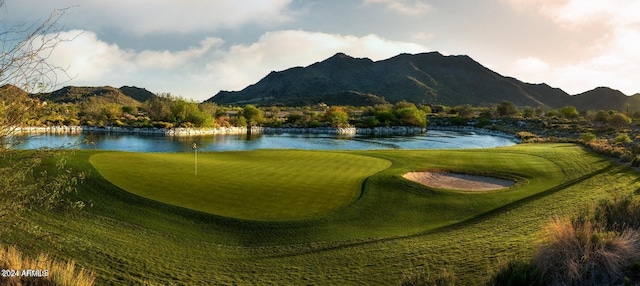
[15,125,426,136]
[15,125,516,140]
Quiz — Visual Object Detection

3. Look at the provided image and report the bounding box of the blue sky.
[5,0,640,101]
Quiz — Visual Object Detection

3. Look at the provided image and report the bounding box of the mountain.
[571,87,640,112]
[32,86,155,105]
[207,52,639,111]
[0,84,29,100]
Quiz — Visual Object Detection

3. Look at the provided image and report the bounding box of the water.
[15,130,515,152]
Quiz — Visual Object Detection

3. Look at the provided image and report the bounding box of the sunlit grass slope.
[4,144,638,284]
[89,150,391,221]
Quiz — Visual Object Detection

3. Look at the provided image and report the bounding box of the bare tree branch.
[1,1,79,93]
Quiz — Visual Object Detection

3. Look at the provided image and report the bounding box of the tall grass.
[593,195,640,232]
[0,245,95,286]
[401,267,456,286]
[533,217,640,285]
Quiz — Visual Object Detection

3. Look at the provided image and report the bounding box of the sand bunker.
[403,172,515,191]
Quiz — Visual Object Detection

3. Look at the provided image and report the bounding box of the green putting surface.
[90,150,391,221]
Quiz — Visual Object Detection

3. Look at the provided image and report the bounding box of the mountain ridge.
[207,52,640,111]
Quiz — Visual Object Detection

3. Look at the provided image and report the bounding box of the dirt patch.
[403,171,515,191]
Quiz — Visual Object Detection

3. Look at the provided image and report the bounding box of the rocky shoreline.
[15,125,428,136]
[15,125,516,140]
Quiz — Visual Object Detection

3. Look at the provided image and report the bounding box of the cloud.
[5,0,294,35]
[207,30,427,92]
[42,30,427,101]
[512,57,550,78]
[502,0,640,94]
[362,0,431,15]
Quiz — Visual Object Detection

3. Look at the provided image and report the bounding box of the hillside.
[207,52,640,111]
[571,87,640,112]
[32,86,155,105]
[0,84,29,100]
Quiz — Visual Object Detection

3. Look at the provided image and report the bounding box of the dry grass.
[533,217,640,285]
[0,245,94,286]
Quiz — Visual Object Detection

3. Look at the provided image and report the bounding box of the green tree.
[559,106,579,119]
[593,110,610,124]
[496,101,519,117]
[242,105,264,126]
[580,132,596,143]
[454,104,474,119]
[144,95,172,122]
[323,106,350,128]
[393,102,427,127]
[522,107,536,118]
[609,112,632,129]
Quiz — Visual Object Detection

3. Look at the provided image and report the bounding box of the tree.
[0,2,76,91]
[322,106,349,128]
[454,104,474,119]
[496,101,519,117]
[393,102,427,127]
[609,112,632,129]
[1,1,85,219]
[559,106,579,119]
[242,104,264,126]
[593,110,610,124]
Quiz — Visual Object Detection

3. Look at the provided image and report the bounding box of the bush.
[515,131,538,141]
[401,268,456,286]
[632,155,640,167]
[580,132,596,143]
[488,260,543,286]
[533,217,640,285]
[152,121,174,129]
[616,133,632,144]
[593,195,640,232]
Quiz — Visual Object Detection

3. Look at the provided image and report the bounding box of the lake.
[15,130,516,152]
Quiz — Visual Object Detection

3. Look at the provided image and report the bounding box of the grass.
[89,150,391,221]
[0,244,95,286]
[1,143,638,284]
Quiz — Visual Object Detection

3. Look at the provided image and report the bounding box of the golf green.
[89,150,391,221]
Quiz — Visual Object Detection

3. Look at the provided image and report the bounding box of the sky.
[3,0,640,101]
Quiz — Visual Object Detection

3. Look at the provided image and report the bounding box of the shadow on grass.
[259,164,620,259]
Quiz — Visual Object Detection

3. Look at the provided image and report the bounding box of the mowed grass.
[3,143,639,284]
[89,150,391,221]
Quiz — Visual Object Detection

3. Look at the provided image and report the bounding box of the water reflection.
[16,130,515,152]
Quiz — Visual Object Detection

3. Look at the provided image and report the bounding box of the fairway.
[9,144,640,285]
[89,150,391,221]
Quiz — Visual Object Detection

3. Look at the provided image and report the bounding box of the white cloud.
[207,30,427,92]
[502,0,640,94]
[513,57,549,75]
[43,30,428,101]
[363,0,431,15]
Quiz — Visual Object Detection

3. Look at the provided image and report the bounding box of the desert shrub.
[515,131,538,141]
[632,155,640,167]
[533,217,640,286]
[152,121,173,129]
[449,116,468,126]
[488,260,543,286]
[593,195,640,232]
[474,117,491,128]
[580,132,596,143]
[585,139,630,159]
[620,153,634,162]
[616,133,632,144]
[401,268,456,286]
[0,245,95,286]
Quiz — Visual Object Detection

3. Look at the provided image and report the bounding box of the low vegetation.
[0,244,95,286]
[490,195,640,285]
